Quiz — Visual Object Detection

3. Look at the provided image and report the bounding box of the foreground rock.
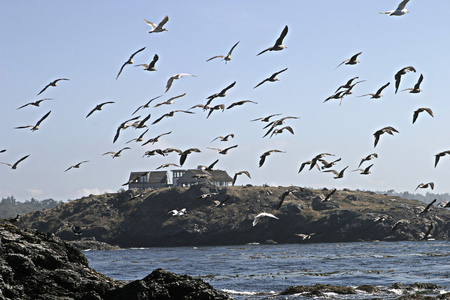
[18,184,450,247]
[0,224,233,300]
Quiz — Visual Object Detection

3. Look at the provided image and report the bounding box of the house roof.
[176,169,232,184]
[128,171,169,184]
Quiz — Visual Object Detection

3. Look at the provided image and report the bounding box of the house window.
[138,175,147,183]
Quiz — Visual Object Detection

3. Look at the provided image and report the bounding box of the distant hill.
[0,196,62,219]
[16,184,450,248]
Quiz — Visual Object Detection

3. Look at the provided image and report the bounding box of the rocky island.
[17,184,450,248]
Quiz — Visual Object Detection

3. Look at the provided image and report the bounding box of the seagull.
[132,95,163,115]
[133,114,152,129]
[419,199,437,214]
[0,149,6,153]
[165,73,196,93]
[379,0,410,16]
[207,104,225,119]
[116,47,146,80]
[163,148,183,155]
[5,214,21,223]
[420,223,434,241]
[206,81,236,104]
[435,150,450,167]
[211,134,234,142]
[17,98,53,110]
[15,111,51,131]
[143,149,165,157]
[0,155,30,170]
[400,74,424,94]
[319,188,337,202]
[358,153,378,168]
[135,54,159,71]
[252,212,279,226]
[113,116,140,143]
[126,129,149,144]
[276,188,301,210]
[394,66,416,93]
[254,68,288,89]
[263,116,299,138]
[156,163,180,170]
[152,110,194,125]
[214,196,231,207]
[323,166,349,179]
[257,25,288,56]
[412,108,433,124]
[373,126,399,147]
[86,101,115,118]
[232,171,251,186]
[309,153,335,170]
[226,100,257,110]
[298,160,320,173]
[179,148,201,166]
[323,90,348,106]
[154,93,187,108]
[336,52,362,69]
[270,126,294,138]
[415,182,434,191]
[391,219,408,231]
[335,77,361,93]
[64,161,89,172]
[203,159,219,171]
[145,15,169,33]
[142,131,172,146]
[295,232,319,240]
[352,164,373,175]
[319,158,341,170]
[102,147,131,158]
[259,149,285,167]
[37,78,69,95]
[358,82,390,99]
[207,145,238,155]
[207,41,240,64]
[251,113,282,122]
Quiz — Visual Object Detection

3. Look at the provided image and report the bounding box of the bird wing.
[254,79,268,89]
[257,48,270,56]
[144,19,157,29]
[116,62,128,80]
[274,25,288,46]
[149,54,159,68]
[222,81,236,93]
[165,77,175,93]
[273,68,288,77]
[157,15,169,28]
[206,55,225,62]
[253,212,279,226]
[228,41,240,55]
[414,74,424,89]
[130,47,146,59]
[376,82,390,95]
[11,155,30,169]
[35,111,51,127]
[397,0,410,10]
[37,83,51,95]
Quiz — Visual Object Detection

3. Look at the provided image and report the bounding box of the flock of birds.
[1,0,448,240]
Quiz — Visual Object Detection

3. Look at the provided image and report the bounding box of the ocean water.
[84,241,450,299]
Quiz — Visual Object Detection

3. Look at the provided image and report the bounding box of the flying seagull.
[401,74,424,94]
[394,66,416,93]
[206,104,225,119]
[319,158,341,170]
[435,150,450,167]
[352,164,373,175]
[179,148,201,166]
[298,160,320,173]
[152,110,194,125]
[102,147,131,158]
[254,68,288,89]
[335,77,360,93]
[413,108,433,124]
[358,153,378,168]
[309,153,335,170]
[420,223,434,241]
[64,161,89,172]
[276,188,301,210]
[17,98,53,110]
[419,199,437,214]
[319,188,337,202]
[86,101,115,118]
[165,73,196,93]
[135,54,159,71]
[37,78,69,95]
[207,41,240,64]
[126,128,149,144]
[211,134,234,143]
[252,212,279,226]
[206,81,236,105]
[259,149,285,167]
[379,0,410,16]
[154,93,187,108]
[270,126,294,138]
[0,154,30,170]
[415,182,434,191]
[116,47,146,80]
[207,145,238,155]
[358,82,390,99]
[15,111,51,131]
[132,95,163,115]
[142,131,172,146]
[113,116,140,143]
[227,100,257,110]
[373,126,399,147]
[156,163,180,170]
[257,25,288,56]
[145,15,169,33]
[251,113,282,122]
[336,52,362,69]
[323,166,349,179]
[232,171,251,186]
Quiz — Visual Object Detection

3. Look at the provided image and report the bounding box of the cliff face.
[0,224,233,299]
[17,184,450,248]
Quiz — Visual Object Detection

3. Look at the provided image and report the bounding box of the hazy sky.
[1,1,450,201]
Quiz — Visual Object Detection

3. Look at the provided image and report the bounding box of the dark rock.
[0,224,233,300]
[357,284,379,293]
[280,284,356,296]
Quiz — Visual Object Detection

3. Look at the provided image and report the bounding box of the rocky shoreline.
[2,224,449,299]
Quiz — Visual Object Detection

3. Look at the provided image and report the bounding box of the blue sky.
[1,1,450,201]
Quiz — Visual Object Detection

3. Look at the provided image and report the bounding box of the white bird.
[252,212,279,226]
[165,73,196,93]
[379,0,410,16]
[257,25,288,56]
[145,15,169,33]
[116,47,146,80]
[207,41,240,64]
[37,79,69,95]
[14,111,51,131]
[135,54,159,71]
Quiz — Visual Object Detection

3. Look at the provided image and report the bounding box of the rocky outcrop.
[17,184,450,247]
[0,224,233,299]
